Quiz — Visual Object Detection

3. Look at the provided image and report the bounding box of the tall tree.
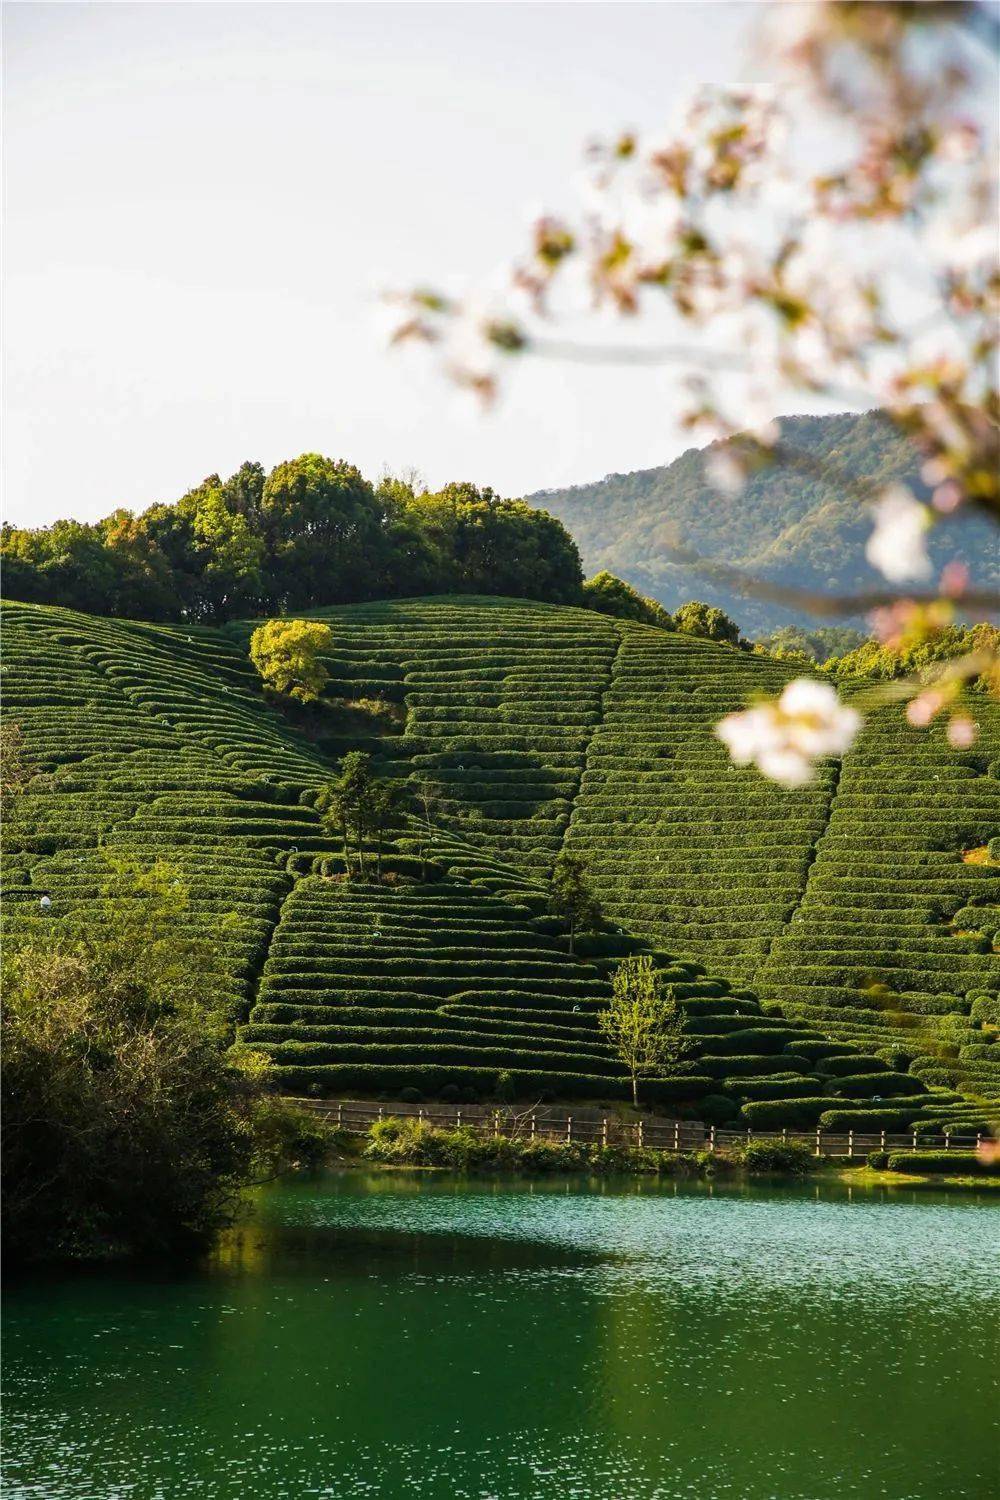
[318,752,373,879]
[550,851,603,957]
[599,956,687,1107]
[367,777,408,884]
[259,453,383,608]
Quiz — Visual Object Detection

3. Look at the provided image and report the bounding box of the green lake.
[3,1173,998,1499]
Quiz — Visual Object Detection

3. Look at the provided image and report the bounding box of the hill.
[3,596,998,1130]
[531,411,1000,635]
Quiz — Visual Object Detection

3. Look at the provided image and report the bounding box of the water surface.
[4,1173,997,1499]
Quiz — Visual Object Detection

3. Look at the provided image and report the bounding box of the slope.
[3,596,997,1126]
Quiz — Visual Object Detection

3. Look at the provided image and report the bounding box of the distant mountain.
[530,411,998,635]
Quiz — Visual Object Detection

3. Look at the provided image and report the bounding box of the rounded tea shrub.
[699,1093,739,1125]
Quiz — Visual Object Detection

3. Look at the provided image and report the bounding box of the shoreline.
[316,1141,1000,1194]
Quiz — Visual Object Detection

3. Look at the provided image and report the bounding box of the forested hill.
[531,411,999,635]
[0,460,583,624]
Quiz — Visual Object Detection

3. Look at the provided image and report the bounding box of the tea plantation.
[3,596,997,1128]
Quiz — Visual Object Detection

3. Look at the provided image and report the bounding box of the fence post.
[709,1126,716,1153]
[976,1132,982,1150]
[674,1121,681,1152]
[566,1115,572,1144]
[418,1108,424,1124]
[494,1110,500,1138]
[638,1120,644,1149]
[337,1102,343,1129]
[456,1110,462,1130]
[945,1131,951,1150]
[912,1130,918,1151]
[531,1113,536,1140]
[815,1128,822,1158]
[782,1128,787,1143]
[880,1129,886,1150]
[602,1118,608,1148]
[378,1105,384,1123]
[848,1130,854,1160]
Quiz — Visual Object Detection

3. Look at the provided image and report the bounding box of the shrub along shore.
[321,1115,999,1186]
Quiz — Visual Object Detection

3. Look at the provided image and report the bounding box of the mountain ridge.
[531,411,999,634]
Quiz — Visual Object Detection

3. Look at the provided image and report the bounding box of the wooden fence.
[283,1097,989,1160]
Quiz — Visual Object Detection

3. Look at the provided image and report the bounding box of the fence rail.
[283,1097,988,1159]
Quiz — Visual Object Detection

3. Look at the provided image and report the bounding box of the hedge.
[268,1063,712,1103]
[740,1097,848,1129]
[818,1105,936,1132]
[885,1150,998,1177]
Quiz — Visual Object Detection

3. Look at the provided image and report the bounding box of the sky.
[2,1,773,528]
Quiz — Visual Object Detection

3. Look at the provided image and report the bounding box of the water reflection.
[4,1173,998,1500]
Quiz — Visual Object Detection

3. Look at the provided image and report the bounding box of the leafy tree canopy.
[672,600,742,646]
[2,457,584,624]
[753,624,866,664]
[828,621,1000,684]
[581,570,673,630]
[249,618,334,703]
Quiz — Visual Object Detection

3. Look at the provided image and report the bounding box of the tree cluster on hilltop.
[1,458,584,623]
[532,412,1000,636]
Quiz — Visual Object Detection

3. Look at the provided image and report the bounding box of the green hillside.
[3,595,998,1130]
[531,411,1000,634]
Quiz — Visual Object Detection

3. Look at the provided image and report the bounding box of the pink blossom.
[946,715,978,750]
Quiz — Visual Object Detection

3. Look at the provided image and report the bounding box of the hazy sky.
[5,2,764,527]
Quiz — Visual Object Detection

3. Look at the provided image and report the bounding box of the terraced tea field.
[3,596,997,1126]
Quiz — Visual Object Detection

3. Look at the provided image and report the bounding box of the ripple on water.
[3,1177,997,1500]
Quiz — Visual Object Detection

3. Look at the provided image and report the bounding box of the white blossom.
[705,447,747,496]
[716,678,861,787]
[865,485,933,583]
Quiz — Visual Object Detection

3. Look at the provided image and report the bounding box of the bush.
[699,1093,740,1125]
[732,1138,815,1175]
[867,1150,890,1169]
[1,867,306,1265]
[970,995,1000,1026]
[496,1069,516,1102]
